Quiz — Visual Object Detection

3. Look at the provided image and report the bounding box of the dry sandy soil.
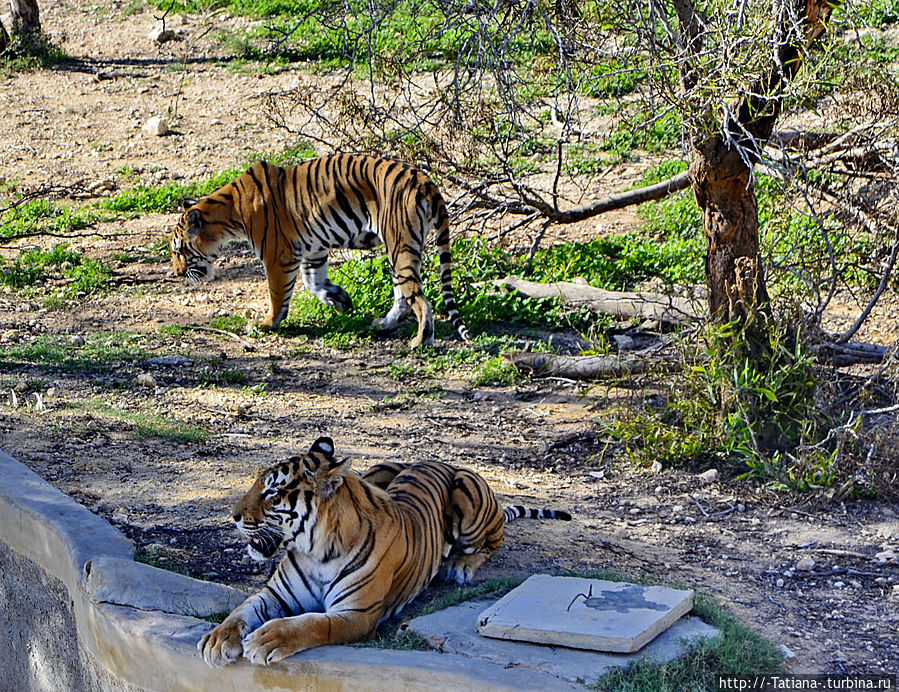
[1,0,898,680]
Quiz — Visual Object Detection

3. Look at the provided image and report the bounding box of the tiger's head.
[170,197,244,284]
[231,436,352,561]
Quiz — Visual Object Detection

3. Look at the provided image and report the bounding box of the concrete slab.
[476,574,694,652]
[408,599,719,686]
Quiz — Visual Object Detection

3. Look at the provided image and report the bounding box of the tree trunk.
[690,137,769,324]
[0,20,9,52]
[10,0,40,35]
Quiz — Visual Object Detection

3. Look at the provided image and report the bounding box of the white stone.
[148,26,177,43]
[144,116,168,136]
[476,575,694,653]
[698,468,718,484]
[136,373,157,388]
[796,556,815,571]
[875,549,896,564]
[651,461,663,473]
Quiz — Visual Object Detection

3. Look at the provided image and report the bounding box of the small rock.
[13,381,27,393]
[71,334,85,346]
[698,468,718,484]
[651,460,663,473]
[891,585,899,600]
[629,507,641,515]
[672,504,685,513]
[46,387,57,398]
[146,355,193,367]
[136,373,157,388]
[148,26,177,43]
[587,471,604,480]
[737,503,746,513]
[795,556,815,571]
[111,508,129,524]
[776,578,785,588]
[612,334,635,350]
[874,549,896,564]
[144,116,168,136]
[833,581,845,589]
[236,403,251,417]
[876,526,897,540]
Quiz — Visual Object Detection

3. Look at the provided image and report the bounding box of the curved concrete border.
[0,450,580,691]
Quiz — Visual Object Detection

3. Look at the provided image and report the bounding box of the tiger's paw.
[323,285,353,313]
[198,620,245,667]
[242,619,302,666]
[438,561,474,586]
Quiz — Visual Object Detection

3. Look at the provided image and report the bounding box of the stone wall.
[0,449,578,692]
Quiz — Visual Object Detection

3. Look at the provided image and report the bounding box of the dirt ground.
[1,0,898,680]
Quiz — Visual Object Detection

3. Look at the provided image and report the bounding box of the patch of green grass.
[203,610,231,624]
[135,544,191,576]
[583,56,648,98]
[159,325,191,337]
[102,168,242,214]
[470,356,520,387]
[74,397,209,444]
[0,332,146,372]
[0,31,67,72]
[596,593,785,690]
[4,243,111,299]
[199,368,247,386]
[0,198,107,240]
[153,0,555,71]
[208,314,248,334]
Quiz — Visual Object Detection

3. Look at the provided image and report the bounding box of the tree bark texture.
[683,0,839,324]
[690,139,769,322]
[0,20,9,52]
[10,0,40,35]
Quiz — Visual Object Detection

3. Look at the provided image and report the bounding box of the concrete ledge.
[0,449,581,691]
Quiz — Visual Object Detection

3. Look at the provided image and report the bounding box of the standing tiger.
[198,436,571,667]
[169,154,471,348]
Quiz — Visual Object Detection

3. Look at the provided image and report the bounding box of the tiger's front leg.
[242,611,379,665]
[198,614,247,667]
[300,252,352,313]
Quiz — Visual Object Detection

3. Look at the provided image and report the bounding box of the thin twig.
[190,325,257,351]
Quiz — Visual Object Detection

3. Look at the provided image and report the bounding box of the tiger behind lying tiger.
[169,154,471,348]
[198,436,571,667]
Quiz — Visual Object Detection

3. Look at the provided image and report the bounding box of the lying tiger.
[169,154,471,348]
[198,436,570,667]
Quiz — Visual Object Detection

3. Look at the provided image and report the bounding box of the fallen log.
[489,276,701,327]
[505,352,647,379]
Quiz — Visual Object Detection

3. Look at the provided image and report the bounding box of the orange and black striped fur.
[169,154,470,347]
[198,437,570,667]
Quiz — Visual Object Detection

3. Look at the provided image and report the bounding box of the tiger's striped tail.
[503,506,572,523]
[430,187,471,342]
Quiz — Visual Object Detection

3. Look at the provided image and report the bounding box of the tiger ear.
[318,457,351,500]
[186,209,202,237]
[309,436,335,459]
[182,198,197,210]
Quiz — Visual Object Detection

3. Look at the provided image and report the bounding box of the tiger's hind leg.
[372,283,412,334]
[360,461,410,490]
[301,251,352,313]
[439,469,505,585]
[390,254,434,348]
